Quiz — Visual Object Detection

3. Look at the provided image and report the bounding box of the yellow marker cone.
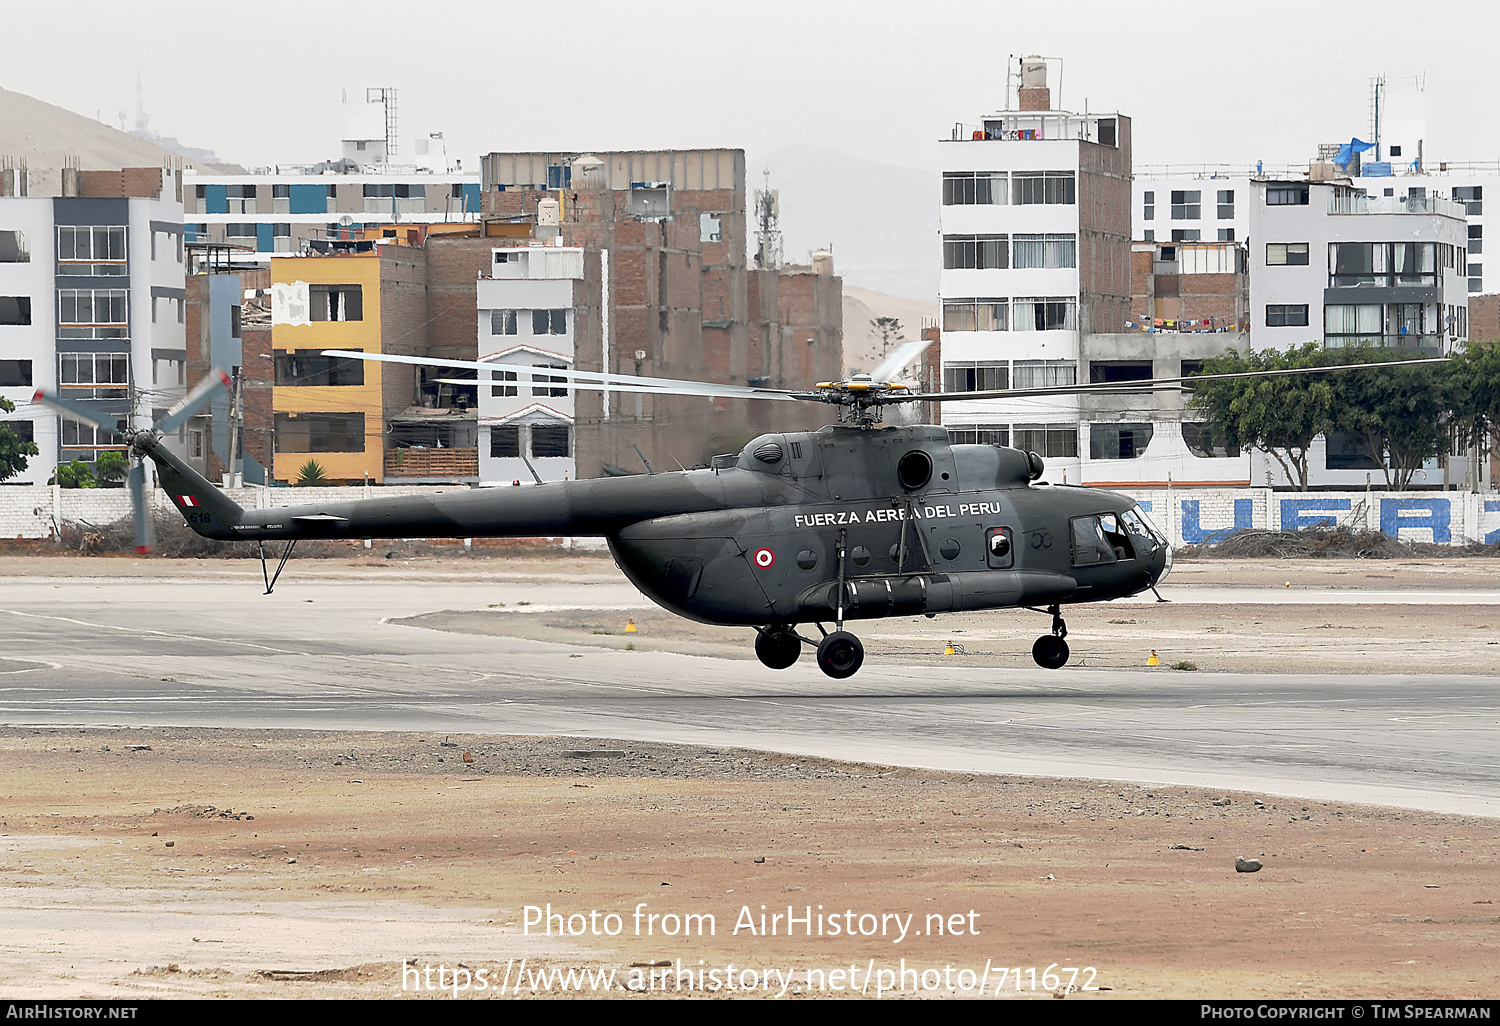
[1147,649,1160,666]
[944,641,956,656]
[624,619,637,634]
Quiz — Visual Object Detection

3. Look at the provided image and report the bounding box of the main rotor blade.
[127,461,155,555]
[29,389,124,435]
[867,338,931,383]
[158,368,232,434]
[916,357,1452,403]
[320,351,808,402]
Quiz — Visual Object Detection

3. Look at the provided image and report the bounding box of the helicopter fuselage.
[150,423,1170,632]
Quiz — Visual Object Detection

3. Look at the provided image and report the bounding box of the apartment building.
[475,244,583,484]
[0,165,188,487]
[182,89,481,258]
[936,57,1131,481]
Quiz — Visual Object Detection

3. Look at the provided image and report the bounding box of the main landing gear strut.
[757,527,865,679]
[1031,604,1070,670]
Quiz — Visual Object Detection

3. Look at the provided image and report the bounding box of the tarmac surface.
[2,558,1497,818]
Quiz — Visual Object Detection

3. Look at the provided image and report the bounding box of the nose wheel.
[1032,604,1070,670]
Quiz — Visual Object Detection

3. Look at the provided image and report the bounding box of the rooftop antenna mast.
[1369,75,1385,162]
[754,167,782,270]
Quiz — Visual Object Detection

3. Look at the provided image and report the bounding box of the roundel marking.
[753,547,776,569]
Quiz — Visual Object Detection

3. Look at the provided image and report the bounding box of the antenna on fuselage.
[633,443,656,476]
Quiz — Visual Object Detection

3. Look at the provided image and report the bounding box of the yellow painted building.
[270,253,385,483]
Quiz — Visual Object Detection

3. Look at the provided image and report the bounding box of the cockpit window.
[1070,515,1118,566]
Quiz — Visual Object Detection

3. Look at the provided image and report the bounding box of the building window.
[942,362,1008,392]
[1012,359,1076,389]
[1322,304,1383,347]
[942,171,1006,205]
[1012,298,1077,332]
[1266,242,1309,265]
[942,298,1007,332]
[532,309,567,335]
[309,284,363,321]
[1012,233,1076,269]
[490,425,520,457]
[274,412,365,453]
[945,424,1009,446]
[1089,422,1154,460]
[1266,184,1310,205]
[942,235,1008,270]
[1265,304,1309,327]
[1142,229,1155,242]
[1012,172,1074,205]
[530,364,568,397]
[58,289,127,325]
[491,309,518,335]
[1142,191,1154,221]
[1182,422,1239,458]
[531,425,571,457]
[61,416,123,449]
[0,230,30,263]
[1328,242,1436,288]
[0,359,32,386]
[700,213,723,242]
[362,183,426,199]
[1088,361,1153,384]
[1170,229,1201,243]
[0,296,31,325]
[274,349,366,386]
[489,369,518,397]
[56,225,127,276]
[1469,225,1482,256]
[1013,424,1078,458]
[1216,190,1234,219]
[1453,186,1483,216]
[59,353,129,398]
[1170,190,1201,219]
[1217,228,1235,242]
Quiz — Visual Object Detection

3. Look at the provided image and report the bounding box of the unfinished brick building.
[479,149,843,477]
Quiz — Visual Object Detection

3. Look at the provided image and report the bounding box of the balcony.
[384,446,478,481]
[1328,193,1466,219]
[1324,334,1446,353]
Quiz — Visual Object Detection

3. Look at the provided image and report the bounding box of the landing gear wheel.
[755,628,802,670]
[1032,634,1070,670]
[815,630,864,679]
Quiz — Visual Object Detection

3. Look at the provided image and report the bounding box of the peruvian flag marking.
[179,495,199,507]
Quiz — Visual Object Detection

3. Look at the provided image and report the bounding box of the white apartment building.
[475,245,584,484]
[937,58,1132,484]
[0,168,188,487]
[182,89,480,258]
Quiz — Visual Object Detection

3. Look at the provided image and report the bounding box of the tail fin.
[143,440,244,540]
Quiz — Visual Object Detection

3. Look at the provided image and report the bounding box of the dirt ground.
[2,728,1498,1001]
[2,555,1499,1000]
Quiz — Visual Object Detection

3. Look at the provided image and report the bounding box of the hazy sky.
[9,0,1498,174]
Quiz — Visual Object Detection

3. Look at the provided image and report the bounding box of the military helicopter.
[32,346,1441,679]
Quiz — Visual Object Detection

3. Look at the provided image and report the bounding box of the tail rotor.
[32,369,232,554]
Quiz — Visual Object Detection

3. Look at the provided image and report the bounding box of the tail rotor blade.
[30,388,125,436]
[127,461,155,555]
[158,368,232,435]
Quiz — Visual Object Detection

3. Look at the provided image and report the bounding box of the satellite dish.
[339,215,354,226]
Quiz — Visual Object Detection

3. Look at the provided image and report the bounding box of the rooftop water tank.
[1021,56,1048,88]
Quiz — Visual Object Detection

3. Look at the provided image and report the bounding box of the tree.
[0,396,39,483]
[91,450,129,487]
[1324,347,1455,489]
[870,317,906,362]
[48,460,99,488]
[1188,343,1340,490]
